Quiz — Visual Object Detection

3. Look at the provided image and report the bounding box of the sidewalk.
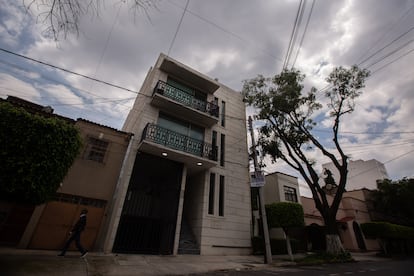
[0,248,384,276]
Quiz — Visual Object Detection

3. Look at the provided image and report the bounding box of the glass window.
[219,175,225,216]
[158,113,204,140]
[84,137,109,163]
[221,101,226,127]
[208,173,215,215]
[220,134,225,167]
[284,186,298,202]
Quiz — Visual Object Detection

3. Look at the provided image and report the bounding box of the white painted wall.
[322,159,389,191]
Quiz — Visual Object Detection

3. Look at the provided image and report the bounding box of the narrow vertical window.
[220,134,225,167]
[219,175,225,216]
[221,101,226,127]
[208,173,215,215]
[212,131,218,161]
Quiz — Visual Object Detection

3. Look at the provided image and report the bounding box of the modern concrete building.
[322,159,389,191]
[103,54,252,255]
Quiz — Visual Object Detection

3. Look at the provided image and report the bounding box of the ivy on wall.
[0,102,82,204]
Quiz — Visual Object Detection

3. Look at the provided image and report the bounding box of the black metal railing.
[153,80,219,118]
[142,123,218,161]
[141,123,218,161]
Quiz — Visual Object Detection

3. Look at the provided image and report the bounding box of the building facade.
[263,172,301,205]
[0,96,133,251]
[322,159,389,191]
[102,54,252,255]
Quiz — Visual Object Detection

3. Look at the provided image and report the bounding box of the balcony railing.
[142,123,218,161]
[153,81,219,118]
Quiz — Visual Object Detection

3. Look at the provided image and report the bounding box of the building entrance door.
[113,153,182,254]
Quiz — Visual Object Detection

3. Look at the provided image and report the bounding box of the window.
[208,173,215,215]
[284,186,298,202]
[219,175,225,216]
[84,137,109,163]
[212,131,217,148]
[220,134,225,167]
[221,100,226,127]
[158,113,204,140]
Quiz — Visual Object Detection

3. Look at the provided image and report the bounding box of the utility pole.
[248,116,272,264]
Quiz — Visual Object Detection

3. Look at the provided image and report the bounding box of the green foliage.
[370,178,414,226]
[266,202,304,229]
[361,222,414,240]
[361,221,414,255]
[0,102,82,204]
[251,236,301,255]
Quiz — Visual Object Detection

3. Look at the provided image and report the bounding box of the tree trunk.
[326,234,345,254]
[285,230,294,261]
[324,215,345,255]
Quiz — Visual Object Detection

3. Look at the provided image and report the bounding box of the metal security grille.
[113,153,182,255]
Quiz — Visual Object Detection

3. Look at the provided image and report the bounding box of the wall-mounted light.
[162,152,168,157]
[197,162,202,166]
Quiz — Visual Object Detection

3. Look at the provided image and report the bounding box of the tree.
[242,65,370,254]
[24,0,157,41]
[266,202,304,261]
[370,178,414,227]
[0,101,82,204]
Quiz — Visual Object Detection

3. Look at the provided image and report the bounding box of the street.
[190,259,414,276]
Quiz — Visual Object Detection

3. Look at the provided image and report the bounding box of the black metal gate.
[113,152,182,254]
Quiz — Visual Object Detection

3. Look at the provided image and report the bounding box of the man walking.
[58,209,88,258]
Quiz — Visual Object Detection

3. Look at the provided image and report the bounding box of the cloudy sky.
[1,0,413,196]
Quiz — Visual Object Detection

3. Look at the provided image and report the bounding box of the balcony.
[139,123,218,172]
[151,81,219,127]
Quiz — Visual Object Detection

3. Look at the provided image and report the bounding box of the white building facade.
[322,159,389,191]
[102,54,252,255]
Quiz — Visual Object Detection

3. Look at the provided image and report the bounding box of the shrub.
[0,102,82,204]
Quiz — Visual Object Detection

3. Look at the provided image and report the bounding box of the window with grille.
[284,186,298,202]
[85,137,109,163]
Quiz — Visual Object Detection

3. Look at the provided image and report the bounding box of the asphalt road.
[191,259,414,276]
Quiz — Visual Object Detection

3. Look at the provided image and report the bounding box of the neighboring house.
[0,96,133,251]
[302,189,380,252]
[263,172,301,204]
[322,159,389,191]
[250,172,301,239]
[101,54,252,255]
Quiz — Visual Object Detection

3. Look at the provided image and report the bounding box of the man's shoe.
[57,253,65,257]
[80,251,88,258]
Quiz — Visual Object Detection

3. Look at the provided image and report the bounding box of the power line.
[356,4,414,63]
[313,128,414,135]
[283,0,306,70]
[371,47,414,75]
[0,47,140,95]
[167,0,189,56]
[291,0,315,69]
[167,0,283,62]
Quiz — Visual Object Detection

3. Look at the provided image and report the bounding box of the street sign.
[250,171,265,187]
